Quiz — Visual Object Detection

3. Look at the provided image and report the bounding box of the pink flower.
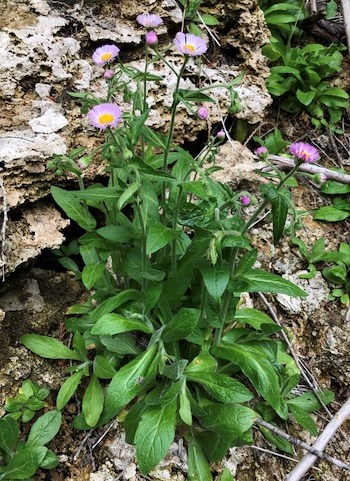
[88,103,122,130]
[240,195,251,207]
[289,142,320,163]
[145,31,158,46]
[137,13,163,28]
[216,130,225,139]
[197,106,208,120]
[255,146,268,158]
[173,32,207,56]
[103,69,114,79]
[92,45,120,67]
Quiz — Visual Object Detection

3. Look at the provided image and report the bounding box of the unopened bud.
[255,146,268,159]
[77,156,91,170]
[216,130,225,139]
[240,195,251,207]
[145,31,158,46]
[314,173,327,184]
[103,69,114,79]
[197,106,209,120]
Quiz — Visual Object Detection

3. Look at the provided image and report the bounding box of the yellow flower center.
[101,52,113,61]
[98,113,114,125]
[184,43,196,53]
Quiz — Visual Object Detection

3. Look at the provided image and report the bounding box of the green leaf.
[162,308,201,342]
[51,186,96,231]
[93,355,117,379]
[1,446,47,479]
[124,400,147,445]
[101,344,159,423]
[135,400,177,474]
[215,343,287,418]
[287,390,334,412]
[56,371,84,410]
[289,405,317,436]
[141,125,167,149]
[73,187,120,202]
[321,181,350,195]
[233,250,257,278]
[234,308,275,329]
[21,334,81,360]
[199,264,230,301]
[97,225,134,243]
[314,206,350,222]
[146,223,180,255]
[0,416,19,455]
[259,425,294,454]
[185,351,217,373]
[39,449,59,469]
[198,12,219,25]
[233,269,307,297]
[91,313,153,336]
[82,374,104,427]
[187,372,253,403]
[117,180,142,210]
[26,410,62,447]
[296,90,316,106]
[271,191,289,244]
[219,468,235,481]
[177,89,215,103]
[88,290,140,324]
[179,385,192,425]
[199,403,256,439]
[81,262,105,289]
[188,442,212,481]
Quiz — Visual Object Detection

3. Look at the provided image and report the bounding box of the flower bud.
[103,69,114,79]
[240,195,251,207]
[314,173,327,184]
[77,156,91,171]
[255,146,268,159]
[145,31,158,46]
[197,106,209,120]
[216,130,225,139]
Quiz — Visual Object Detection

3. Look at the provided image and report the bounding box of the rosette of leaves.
[0,411,61,480]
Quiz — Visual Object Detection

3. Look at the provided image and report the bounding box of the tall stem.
[134,201,147,291]
[162,58,188,172]
[213,159,303,349]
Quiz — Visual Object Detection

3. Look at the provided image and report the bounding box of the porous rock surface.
[0,0,270,274]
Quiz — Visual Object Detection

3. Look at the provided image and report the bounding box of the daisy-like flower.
[173,32,207,56]
[92,45,120,67]
[88,103,122,130]
[289,142,320,163]
[136,13,163,28]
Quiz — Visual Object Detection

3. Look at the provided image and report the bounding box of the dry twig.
[255,418,350,471]
[265,154,350,184]
[340,0,350,52]
[286,396,350,480]
[0,178,8,281]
